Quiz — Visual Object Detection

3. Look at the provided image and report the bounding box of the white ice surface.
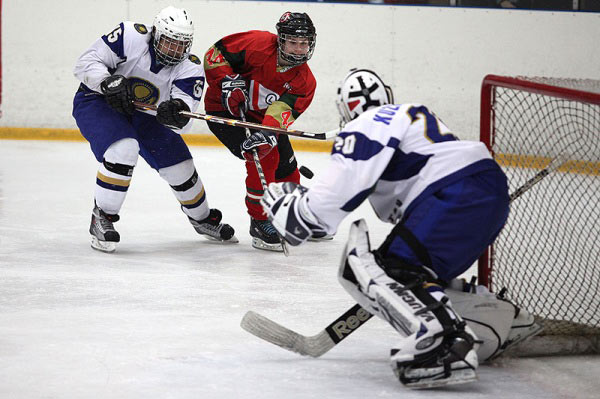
[0,140,598,399]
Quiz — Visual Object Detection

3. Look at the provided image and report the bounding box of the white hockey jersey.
[306,104,495,234]
[73,21,205,133]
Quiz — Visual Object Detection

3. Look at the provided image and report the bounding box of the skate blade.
[404,368,478,389]
[252,237,283,252]
[202,234,239,244]
[91,237,117,253]
[308,234,334,242]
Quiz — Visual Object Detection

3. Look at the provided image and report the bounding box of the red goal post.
[477,75,600,354]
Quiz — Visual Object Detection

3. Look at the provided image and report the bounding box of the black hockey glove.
[221,74,248,117]
[241,130,278,161]
[156,98,191,129]
[100,75,134,115]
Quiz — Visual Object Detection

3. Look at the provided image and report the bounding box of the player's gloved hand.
[240,130,278,161]
[221,74,248,117]
[100,75,134,115]
[261,182,328,246]
[156,98,191,129]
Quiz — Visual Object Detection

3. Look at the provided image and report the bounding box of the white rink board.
[1,1,599,141]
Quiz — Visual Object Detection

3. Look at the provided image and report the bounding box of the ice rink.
[1,140,598,398]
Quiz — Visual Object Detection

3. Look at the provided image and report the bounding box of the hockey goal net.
[478,75,600,355]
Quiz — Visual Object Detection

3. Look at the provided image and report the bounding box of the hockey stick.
[241,109,289,256]
[132,101,338,140]
[240,152,571,357]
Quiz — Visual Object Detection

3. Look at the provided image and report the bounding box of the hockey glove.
[241,130,278,161]
[156,98,191,129]
[221,74,248,117]
[261,182,328,246]
[100,75,134,115]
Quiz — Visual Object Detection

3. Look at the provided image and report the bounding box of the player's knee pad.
[158,159,195,186]
[104,138,140,167]
[274,153,298,181]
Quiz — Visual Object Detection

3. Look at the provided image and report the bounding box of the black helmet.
[276,12,316,66]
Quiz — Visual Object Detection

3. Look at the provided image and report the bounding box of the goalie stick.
[132,101,339,140]
[240,152,571,357]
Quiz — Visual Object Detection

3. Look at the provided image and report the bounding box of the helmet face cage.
[276,12,316,66]
[336,69,394,126]
[152,7,194,66]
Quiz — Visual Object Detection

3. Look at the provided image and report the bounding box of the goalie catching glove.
[260,182,328,246]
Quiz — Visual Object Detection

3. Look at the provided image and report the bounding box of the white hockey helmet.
[336,68,394,126]
[152,6,194,66]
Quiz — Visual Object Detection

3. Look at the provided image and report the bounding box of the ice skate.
[250,218,283,252]
[392,331,479,389]
[89,203,120,253]
[189,208,238,243]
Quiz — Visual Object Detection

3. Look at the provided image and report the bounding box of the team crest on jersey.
[248,81,280,110]
[134,24,148,34]
[188,54,201,65]
[129,77,159,104]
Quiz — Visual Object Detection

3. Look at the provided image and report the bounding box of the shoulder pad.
[188,54,202,65]
[134,23,148,34]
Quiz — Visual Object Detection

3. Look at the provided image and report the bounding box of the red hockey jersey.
[203,30,316,128]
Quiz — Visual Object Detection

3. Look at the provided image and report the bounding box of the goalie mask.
[336,69,394,126]
[276,12,316,66]
[152,6,194,66]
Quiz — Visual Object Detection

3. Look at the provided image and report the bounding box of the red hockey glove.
[240,130,278,161]
[221,74,248,117]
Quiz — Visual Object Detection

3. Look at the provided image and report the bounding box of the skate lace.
[97,215,115,233]
[257,220,277,235]
[194,219,222,236]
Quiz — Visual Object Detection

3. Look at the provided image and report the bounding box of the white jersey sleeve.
[73,23,128,93]
[305,104,494,234]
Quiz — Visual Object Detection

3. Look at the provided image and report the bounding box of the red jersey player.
[203,12,318,252]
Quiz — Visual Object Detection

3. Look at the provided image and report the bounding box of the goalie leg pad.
[446,281,543,361]
[338,220,479,388]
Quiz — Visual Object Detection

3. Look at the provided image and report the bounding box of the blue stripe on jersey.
[341,185,375,212]
[148,43,164,74]
[101,23,126,59]
[380,149,432,181]
[174,76,205,101]
[332,131,385,161]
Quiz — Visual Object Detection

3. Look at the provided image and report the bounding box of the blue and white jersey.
[73,21,205,133]
[306,104,496,234]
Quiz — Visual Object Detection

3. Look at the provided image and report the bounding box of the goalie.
[260,69,540,388]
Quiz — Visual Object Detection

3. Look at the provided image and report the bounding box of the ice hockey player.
[202,11,328,252]
[73,6,238,253]
[260,68,540,388]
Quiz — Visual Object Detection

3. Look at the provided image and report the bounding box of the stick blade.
[240,311,335,358]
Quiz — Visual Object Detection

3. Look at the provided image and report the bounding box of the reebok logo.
[330,307,371,340]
